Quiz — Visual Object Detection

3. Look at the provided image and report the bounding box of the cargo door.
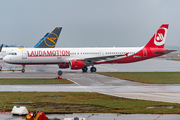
[143,48,147,57]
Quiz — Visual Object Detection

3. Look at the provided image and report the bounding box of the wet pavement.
[1,113,180,120]
[1,58,180,73]
[1,58,180,119]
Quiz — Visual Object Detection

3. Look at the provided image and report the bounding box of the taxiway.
[1,72,180,104]
[1,58,180,119]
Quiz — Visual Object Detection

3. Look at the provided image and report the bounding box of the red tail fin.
[145,24,169,48]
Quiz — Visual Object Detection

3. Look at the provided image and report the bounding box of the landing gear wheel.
[58,70,63,76]
[90,67,96,72]
[82,66,88,72]
[22,65,25,73]
[21,69,25,73]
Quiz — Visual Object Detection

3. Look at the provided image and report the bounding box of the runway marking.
[149,93,180,98]
[85,77,105,86]
[100,92,180,103]
[97,65,118,71]
[66,78,91,92]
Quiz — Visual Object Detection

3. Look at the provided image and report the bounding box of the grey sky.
[0,0,180,48]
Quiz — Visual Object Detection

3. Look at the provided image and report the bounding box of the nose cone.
[3,56,11,63]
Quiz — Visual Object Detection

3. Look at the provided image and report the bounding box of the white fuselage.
[0,47,24,60]
[3,47,143,64]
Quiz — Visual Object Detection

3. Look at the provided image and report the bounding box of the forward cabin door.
[22,50,27,59]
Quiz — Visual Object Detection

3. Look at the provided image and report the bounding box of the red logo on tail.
[154,28,166,46]
[156,33,164,42]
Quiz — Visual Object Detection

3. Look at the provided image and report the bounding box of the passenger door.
[22,50,27,59]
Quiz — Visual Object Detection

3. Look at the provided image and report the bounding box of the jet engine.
[69,60,85,69]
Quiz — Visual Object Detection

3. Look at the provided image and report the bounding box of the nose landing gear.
[58,70,63,76]
[21,65,25,73]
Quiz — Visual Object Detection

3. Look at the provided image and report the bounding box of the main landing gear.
[82,66,97,73]
[82,66,88,72]
[90,66,96,72]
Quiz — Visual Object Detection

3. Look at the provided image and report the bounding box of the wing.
[75,54,125,63]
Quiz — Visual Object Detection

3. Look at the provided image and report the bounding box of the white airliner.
[3,24,176,74]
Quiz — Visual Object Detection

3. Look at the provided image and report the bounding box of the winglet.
[0,44,3,52]
[35,27,62,48]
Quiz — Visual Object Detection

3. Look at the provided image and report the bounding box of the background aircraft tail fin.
[145,24,168,48]
[34,33,49,48]
[35,27,62,48]
[0,44,3,52]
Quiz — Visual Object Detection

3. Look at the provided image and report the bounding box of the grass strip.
[98,72,180,84]
[0,79,72,84]
[0,92,180,114]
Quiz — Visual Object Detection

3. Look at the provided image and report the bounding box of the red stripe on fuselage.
[94,48,171,64]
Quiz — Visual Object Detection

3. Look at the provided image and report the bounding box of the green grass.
[0,79,72,84]
[1,92,180,114]
[98,72,180,84]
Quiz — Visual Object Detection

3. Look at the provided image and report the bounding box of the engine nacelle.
[69,60,85,69]
[58,63,69,68]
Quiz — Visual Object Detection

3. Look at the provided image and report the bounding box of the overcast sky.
[1,0,180,48]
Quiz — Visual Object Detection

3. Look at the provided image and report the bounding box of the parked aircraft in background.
[0,44,3,52]
[0,27,62,71]
[3,24,176,75]
[34,33,50,48]
[0,27,62,60]
[34,27,62,48]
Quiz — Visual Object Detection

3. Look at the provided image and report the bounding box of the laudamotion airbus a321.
[3,24,176,75]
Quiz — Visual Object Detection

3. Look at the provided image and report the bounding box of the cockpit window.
[9,53,17,55]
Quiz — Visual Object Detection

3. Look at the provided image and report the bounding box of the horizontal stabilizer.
[166,59,180,61]
[154,50,177,54]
